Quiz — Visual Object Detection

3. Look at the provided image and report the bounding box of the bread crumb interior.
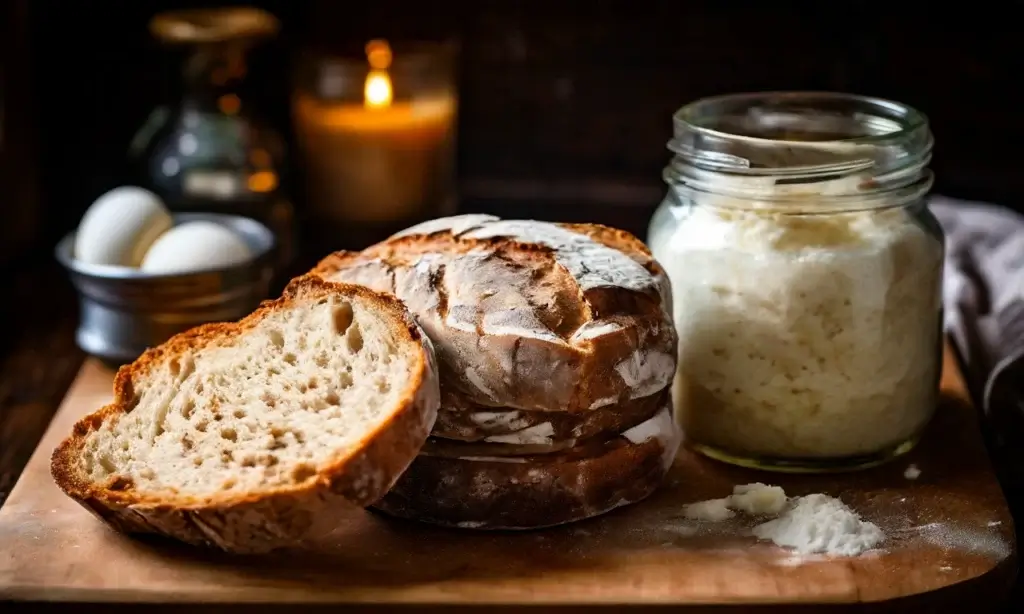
[79,296,415,496]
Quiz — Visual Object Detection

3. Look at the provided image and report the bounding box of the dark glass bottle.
[129,8,295,279]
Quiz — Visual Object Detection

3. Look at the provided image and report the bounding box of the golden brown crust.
[371,407,681,530]
[50,275,441,553]
[310,216,677,412]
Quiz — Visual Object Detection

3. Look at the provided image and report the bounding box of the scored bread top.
[51,276,440,553]
[312,214,677,412]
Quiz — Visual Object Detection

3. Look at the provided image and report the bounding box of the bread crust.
[311,215,677,412]
[50,275,441,554]
[430,386,667,448]
[372,405,681,529]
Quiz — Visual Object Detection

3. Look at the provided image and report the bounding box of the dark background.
[6,0,1024,258]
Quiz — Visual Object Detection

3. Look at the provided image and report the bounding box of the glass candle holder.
[292,40,458,250]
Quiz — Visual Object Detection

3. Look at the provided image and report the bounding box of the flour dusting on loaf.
[311,215,678,412]
[572,320,626,342]
[622,406,681,470]
[433,389,669,443]
[393,214,501,239]
[615,349,678,400]
[460,220,659,294]
[484,422,555,445]
[622,405,676,445]
[469,410,530,430]
[589,396,620,410]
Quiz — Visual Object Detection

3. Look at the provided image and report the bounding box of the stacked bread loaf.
[311,214,681,529]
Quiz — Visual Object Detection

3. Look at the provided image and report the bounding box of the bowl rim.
[56,212,277,281]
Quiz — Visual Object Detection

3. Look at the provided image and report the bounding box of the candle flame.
[364,39,393,109]
[364,70,392,109]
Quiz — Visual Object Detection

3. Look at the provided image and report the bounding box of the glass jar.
[647,92,944,473]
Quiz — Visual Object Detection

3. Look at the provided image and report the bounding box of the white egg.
[140,221,252,274]
[74,186,173,267]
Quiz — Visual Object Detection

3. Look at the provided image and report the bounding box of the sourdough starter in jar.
[647,92,944,471]
[653,203,942,463]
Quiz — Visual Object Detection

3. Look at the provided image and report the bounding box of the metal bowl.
[55,212,276,365]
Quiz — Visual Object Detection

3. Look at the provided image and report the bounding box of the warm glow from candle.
[363,39,393,109]
[364,70,392,109]
[247,170,278,193]
[218,93,241,115]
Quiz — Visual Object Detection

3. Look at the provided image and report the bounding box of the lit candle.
[293,40,457,226]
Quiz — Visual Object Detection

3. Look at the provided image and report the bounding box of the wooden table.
[0,257,84,510]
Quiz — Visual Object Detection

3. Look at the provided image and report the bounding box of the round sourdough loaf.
[371,404,681,529]
[431,386,667,445]
[311,214,677,412]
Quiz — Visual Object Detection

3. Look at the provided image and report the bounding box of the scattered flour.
[682,497,735,522]
[752,494,884,556]
[903,464,922,480]
[665,524,699,538]
[681,484,884,557]
[911,522,1012,558]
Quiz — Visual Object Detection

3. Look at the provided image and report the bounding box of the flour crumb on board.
[682,482,786,521]
[682,497,734,522]
[729,483,787,515]
[680,484,883,557]
[903,464,922,480]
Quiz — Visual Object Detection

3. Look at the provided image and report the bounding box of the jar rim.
[669,91,932,177]
[673,91,928,147]
[665,92,934,207]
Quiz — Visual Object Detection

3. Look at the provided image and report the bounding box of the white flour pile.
[682,483,884,557]
[752,493,884,556]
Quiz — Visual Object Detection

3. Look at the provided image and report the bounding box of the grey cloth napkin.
[931,195,1024,475]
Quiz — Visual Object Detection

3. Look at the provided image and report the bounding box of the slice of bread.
[51,275,440,554]
[372,404,681,530]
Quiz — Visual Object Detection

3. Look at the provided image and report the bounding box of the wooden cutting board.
[0,344,1016,610]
